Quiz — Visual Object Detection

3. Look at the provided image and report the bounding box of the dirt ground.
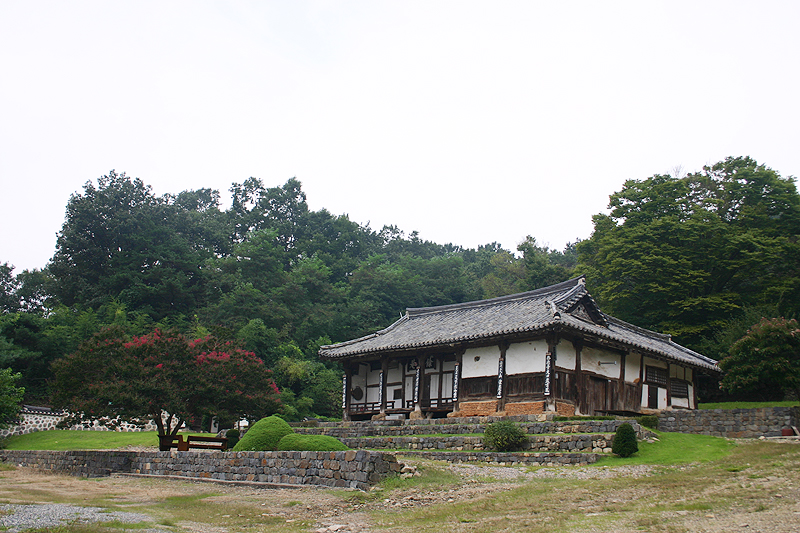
[2,446,800,533]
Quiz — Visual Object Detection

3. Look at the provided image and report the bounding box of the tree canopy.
[51,328,280,435]
[578,156,800,353]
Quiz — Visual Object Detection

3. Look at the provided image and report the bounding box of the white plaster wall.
[555,339,576,370]
[387,366,402,383]
[625,352,641,383]
[582,346,621,379]
[442,373,453,399]
[404,375,414,405]
[505,340,548,375]
[442,360,456,372]
[386,385,402,408]
[462,345,501,378]
[672,397,690,408]
[366,385,380,403]
[366,367,381,386]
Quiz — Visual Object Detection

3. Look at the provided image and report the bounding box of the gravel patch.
[0,503,156,532]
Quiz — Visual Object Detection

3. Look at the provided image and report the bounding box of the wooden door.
[588,376,609,414]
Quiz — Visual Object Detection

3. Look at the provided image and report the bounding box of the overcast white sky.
[1,1,798,273]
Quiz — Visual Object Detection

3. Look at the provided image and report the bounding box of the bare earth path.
[1,441,798,533]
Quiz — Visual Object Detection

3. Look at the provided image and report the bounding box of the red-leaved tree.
[51,327,280,436]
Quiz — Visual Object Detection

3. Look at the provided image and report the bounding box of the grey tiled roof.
[319,276,720,372]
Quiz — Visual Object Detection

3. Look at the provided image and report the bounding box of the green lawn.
[698,400,799,409]
[2,430,215,450]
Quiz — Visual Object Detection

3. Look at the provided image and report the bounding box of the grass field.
[2,430,216,451]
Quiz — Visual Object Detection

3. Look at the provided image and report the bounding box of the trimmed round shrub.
[636,415,658,430]
[612,422,639,458]
[483,420,527,452]
[232,415,293,451]
[277,433,349,451]
[224,428,240,448]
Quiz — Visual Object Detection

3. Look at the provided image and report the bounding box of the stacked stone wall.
[0,407,158,439]
[0,450,401,491]
[657,407,798,438]
[340,433,618,453]
[399,450,598,465]
[295,419,646,439]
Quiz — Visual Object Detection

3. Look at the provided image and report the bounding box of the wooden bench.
[158,435,229,451]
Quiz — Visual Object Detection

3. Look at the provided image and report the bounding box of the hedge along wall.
[657,407,799,438]
[0,450,402,491]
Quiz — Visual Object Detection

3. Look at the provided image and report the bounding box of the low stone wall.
[296,419,647,439]
[0,450,402,491]
[657,407,799,438]
[341,433,617,453]
[397,450,599,465]
[0,407,158,439]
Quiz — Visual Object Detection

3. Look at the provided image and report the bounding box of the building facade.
[319,277,720,420]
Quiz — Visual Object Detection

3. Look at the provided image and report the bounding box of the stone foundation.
[398,450,599,465]
[449,400,499,417]
[340,433,618,453]
[504,401,545,416]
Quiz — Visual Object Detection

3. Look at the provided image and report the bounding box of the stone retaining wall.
[0,450,401,491]
[396,450,599,465]
[340,433,617,453]
[295,419,646,439]
[657,407,799,438]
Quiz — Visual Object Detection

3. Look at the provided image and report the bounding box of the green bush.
[636,415,658,430]
[225,428,240,448]
[277,433,349,451]
[483,420,528,452]
[232,416,293,451]
[612,422,639,458]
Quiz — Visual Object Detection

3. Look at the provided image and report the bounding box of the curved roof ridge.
[407,275,586,317]
[604,315,719,366]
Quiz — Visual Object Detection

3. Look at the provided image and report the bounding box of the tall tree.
[49,171,216,319]
[578,156,800,350]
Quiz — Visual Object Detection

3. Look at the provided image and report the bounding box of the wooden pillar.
[379,358,388,413]
[497,342,509,412]
[574,340,583,415]
[666,363,672,408]
[545,336,558,412]
[342,364,352,421]
[618,352,627,412]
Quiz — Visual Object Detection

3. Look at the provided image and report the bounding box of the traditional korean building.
[319,276,720,421]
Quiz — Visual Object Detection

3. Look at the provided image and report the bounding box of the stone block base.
[504,401,546,416]
[556,402,576,417]
[451,400,499,417]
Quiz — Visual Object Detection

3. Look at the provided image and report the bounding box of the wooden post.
[618,352,627,411]
[497,342,508,412]
[574,340,583,415]
[666,364,672,408]
[342,365,352,421]
[380,358,388,413]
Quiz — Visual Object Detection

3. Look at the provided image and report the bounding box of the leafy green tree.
[517,236,577,290]
[0,368,24,428]
[720,317,800,401]
[0,263,19,313]
[51,328,281,436]
[578,157,800,349]
[49,171,217,319]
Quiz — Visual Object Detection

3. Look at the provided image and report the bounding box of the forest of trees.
[1,156,798,424]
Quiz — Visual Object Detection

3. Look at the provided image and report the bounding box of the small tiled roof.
[319,276,720,372]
